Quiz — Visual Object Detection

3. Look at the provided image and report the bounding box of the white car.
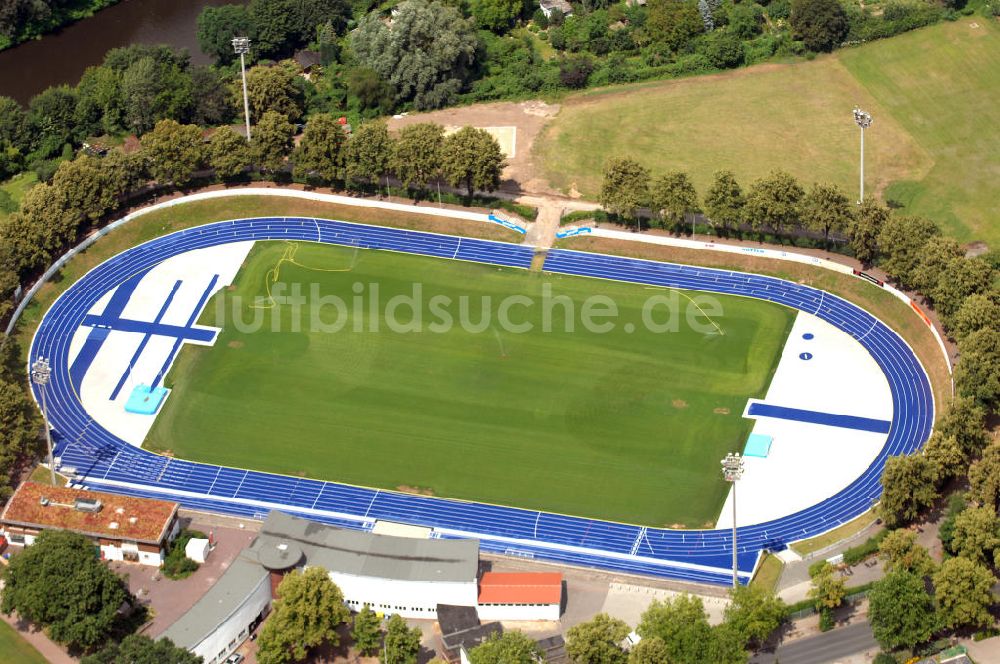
[224,654,244,664]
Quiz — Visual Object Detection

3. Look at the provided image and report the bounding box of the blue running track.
[29,218,934,586]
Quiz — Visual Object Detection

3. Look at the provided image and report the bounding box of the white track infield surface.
[715,311,892,528]
[69,242,254,445]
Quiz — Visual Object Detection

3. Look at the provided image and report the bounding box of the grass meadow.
[146,241,793,527]
[537,21,999,247]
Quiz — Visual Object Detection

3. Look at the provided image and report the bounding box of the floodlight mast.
[233,37,252,141]
[30,357,56,486]
[721,452,745,588]
[853,108,873,203]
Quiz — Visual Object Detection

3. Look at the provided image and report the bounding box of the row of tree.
[560,583,787,664]
[810,527,997,654]
[0,114,505,310]
[601,157,873,246]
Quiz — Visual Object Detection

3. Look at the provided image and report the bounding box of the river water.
[0,0,240,105]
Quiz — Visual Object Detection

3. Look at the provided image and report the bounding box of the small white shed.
[185,537,211,564]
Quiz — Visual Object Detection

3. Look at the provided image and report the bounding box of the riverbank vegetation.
[0,0,123,51]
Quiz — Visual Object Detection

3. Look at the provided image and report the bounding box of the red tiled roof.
[477,572,562,605]
[0,482,178,544]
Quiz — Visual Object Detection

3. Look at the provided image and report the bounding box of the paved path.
[752,621,879,664]
[0,611,76,664]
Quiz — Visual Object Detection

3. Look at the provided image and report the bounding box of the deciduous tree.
[140,120,204,186]
[955,327,1000,409]
[251,110,295,173]
[599,157,650,227]
[911,236,963,297]
[703,170,744,235]
[347,121,394,186]
[638,594,715,664]
[28,85,79,157]
[933,556,996,630]
[470,0,524,32]
[646,0,704,51]
[82,634,202,664]
[440,126,507,198]
[209,126,252,181]
[922,432,966,485]
[468,630,542,664]
[950,293,1000,342]
[391,122,445,190]
[190,66,235,127]
[868,570,936,651]
[951,505,1000,566]
[799,182,852,248]
[52,154,116,222]
[968,442,1000,511]
[566,613,630,664]
[352,604,382,656]
[790,0,848,52]
[651,171,699,232]
[256,566,350,664]
[628,636,669,663]
[100,149,147,202]
[381,613,421,664]
[877,529,935,577]
[936,397,989,458]
[0,378,42,499]
[244,64,305,123]
[848,196,888,266]
[197,4,255,65]
[808,562,846,612]
[744,170,803,239]
[877,215,940,289]
[0,530,129,650]
[352,0,478,110]
[723,585,788,649]
[293,114,348,183]
[931,257,995,323]
[878,453,938,528]
[0,95,29,152]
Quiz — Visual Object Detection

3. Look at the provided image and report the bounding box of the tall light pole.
[30,357,56,486]
[853,108,872,203]
[232,37,252,141]
[721,452,745,588]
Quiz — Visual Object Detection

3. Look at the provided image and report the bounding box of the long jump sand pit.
[387,101,559,192]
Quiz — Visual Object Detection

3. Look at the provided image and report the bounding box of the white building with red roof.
[476,571,563,621]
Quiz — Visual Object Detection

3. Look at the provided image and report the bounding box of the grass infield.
[146,241,793,527]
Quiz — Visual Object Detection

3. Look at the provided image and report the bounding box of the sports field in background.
[145,241,794,527]
[536,21,999,248]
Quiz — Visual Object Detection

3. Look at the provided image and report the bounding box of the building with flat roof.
[249,511,480,618]
[0,482,179,566]
[159,556,271,664]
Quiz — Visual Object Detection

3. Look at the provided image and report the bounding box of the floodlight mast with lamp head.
[233,37,253,141]
[721,452,745,587]
[853,108,873,201]
[30,357,57,485]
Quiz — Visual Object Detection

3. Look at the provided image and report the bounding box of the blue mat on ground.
[747,402,891,434]
[124,384,168,415]
[744,433,772,457]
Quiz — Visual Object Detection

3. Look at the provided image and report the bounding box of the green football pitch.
[146,241,794,527]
